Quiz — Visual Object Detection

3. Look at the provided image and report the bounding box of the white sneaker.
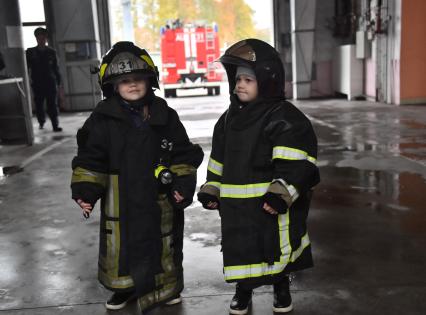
[165,295,182,305]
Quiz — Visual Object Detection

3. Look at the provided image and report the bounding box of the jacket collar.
[94,95,169,125]
[227,94,283,130]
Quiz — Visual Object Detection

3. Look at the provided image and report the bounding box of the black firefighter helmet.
[219,38,285,99]
[98,41,159,97]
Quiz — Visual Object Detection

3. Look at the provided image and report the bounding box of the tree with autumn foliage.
[118,0,261,51]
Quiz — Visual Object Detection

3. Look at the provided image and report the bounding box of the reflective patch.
[207,157,223,176]
[205,181,221,189]
[141,54,155,70]
[271,178,299,203]
[99,63,108,83]
[98,217,135,289]
[170,164,196,176]
[155,165,167,178]
[105,175,119,218]
[224,212,311,281]
[220,182,270,198]
[98,269,134,288]
[71,167,107,187]
[272,146,317,165]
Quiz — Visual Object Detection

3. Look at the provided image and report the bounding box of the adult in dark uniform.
[26,27,62,131]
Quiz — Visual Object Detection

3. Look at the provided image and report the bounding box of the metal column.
[0,0,34,144]
[45,0,106,110]
[290,0,317,99]
[121,0,135,42]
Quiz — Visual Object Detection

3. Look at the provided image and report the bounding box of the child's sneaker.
[273,277,293,313]
[105,291,135,310]
[165,294,182,305]
[229,284,252,315]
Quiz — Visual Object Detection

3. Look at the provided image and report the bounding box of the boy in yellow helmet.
[71,41,203,312]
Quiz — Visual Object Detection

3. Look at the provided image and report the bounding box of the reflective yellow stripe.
[272,146,317,165]
[71,166,107,187]
[224,212,291,280]
[224,210,311,281]
[207,157,223,176]
[141,54,155,70]
[105,175,119,218]
[99,63,108,83]
[220,182,270,198]
[169,164,196,176]
[289,233,311,262]
[98,269,134,288]
[154,165,167,178]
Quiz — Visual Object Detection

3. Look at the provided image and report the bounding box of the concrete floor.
[1,86,426,314]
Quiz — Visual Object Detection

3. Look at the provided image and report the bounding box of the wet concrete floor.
[1,85,426,314]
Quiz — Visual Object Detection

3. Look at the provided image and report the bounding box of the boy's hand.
[197,192,220,210]
[171,190,193,209]
[173,190,184,203]
[76,199,93,218]
[263,202,278,215]
[263,192,288,214]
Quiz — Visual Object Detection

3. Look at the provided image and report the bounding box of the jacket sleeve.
[70,113,108,205]
[167,109,204,209]
[198,111,227,199]
[264,105,320,210]
[52,50,62,85]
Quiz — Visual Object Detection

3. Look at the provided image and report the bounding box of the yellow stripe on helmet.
[99,63,108,83]
[141,54,155,70]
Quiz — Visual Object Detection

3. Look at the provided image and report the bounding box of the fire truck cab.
[160,22,223,98]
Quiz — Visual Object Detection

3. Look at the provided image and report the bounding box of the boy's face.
[116,74,148,101]
[235,74,258,102]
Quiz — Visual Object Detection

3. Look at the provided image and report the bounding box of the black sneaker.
[39,123,44,130]
[105,291,135,310]
[53,126,63,132]
[273,277,293,313]
[229,284,252,315]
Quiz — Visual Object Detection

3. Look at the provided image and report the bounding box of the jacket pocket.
[262,213,281,264]
[251,142,272,170]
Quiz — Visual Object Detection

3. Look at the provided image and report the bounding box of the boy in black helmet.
[71,41,203,312]
[198,39,320,314]
[26,27,62,131]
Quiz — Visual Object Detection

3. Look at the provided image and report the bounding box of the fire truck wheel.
[164,89,177,98]
[214,86,220,95]
[207,87,213,96]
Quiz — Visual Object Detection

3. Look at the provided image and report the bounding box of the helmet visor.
[112,72,152,85]
[225,40,256,62]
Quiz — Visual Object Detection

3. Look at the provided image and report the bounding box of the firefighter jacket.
[71,95,203,310]
[200,94,320,287]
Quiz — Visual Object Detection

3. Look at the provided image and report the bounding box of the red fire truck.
[160,22,223,98]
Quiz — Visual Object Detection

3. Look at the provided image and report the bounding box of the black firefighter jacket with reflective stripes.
[203,96,320,286]
[71,95,203,298]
